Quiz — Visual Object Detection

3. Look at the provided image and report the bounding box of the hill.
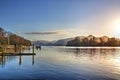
[66,35,120,46]
[0,27,31,46]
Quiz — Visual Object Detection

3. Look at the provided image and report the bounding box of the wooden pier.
[0,53,36,56]
[0,44,36,56]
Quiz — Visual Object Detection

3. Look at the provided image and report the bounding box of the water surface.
[0,46,120,80]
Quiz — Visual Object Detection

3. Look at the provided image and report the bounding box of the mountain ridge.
[32,37,74,46]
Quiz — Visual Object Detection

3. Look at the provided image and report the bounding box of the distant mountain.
[32,38,74,46]
[54,38,73,46]
[32,40,55,46]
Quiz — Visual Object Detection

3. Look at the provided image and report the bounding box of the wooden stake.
[32,44,34,53]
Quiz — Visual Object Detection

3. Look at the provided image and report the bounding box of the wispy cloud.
[24,30,65,35]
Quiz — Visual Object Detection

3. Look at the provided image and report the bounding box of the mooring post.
[19,45,22,53]
[20,45,22,53]
[2,45,5,53]
[32,45,35,65]
[2,55,5,67]
[32,44,34,53]
[14,44,16,53]
[4,45,6,53]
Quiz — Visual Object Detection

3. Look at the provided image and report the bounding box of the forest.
[0,27,31,46]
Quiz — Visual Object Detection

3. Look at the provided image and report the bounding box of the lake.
[0,46,120,80]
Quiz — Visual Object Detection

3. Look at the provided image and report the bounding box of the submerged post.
[2,55,5,67]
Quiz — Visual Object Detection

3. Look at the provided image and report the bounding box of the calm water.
[0,46,120,80]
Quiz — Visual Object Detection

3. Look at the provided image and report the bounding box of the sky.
[0,0,120,41]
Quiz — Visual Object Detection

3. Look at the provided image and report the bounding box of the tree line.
[66,35,120,46]
[0,27,31,46]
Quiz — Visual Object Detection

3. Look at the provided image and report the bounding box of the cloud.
[24,31,65,35]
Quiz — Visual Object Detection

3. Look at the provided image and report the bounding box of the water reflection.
[0,47,120,80]
[19,55,22,65]
[64,48,120,60]
[36,47,120,79]
[0,55,35,67]
[0,56,6,67]
[32,55,35,65]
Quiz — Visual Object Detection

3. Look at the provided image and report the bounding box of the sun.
[114,19,120,36]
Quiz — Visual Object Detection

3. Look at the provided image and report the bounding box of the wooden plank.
[0,53,36,56]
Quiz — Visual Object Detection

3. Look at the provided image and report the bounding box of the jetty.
[0,53,36,56]
[0,44,36,56]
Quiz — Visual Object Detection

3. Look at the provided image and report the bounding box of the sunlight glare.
[114,18,120,36]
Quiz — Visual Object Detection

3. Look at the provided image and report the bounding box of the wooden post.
[20,45,22,53]
[2,55,5,67]
[32,44,34,53]
[4,46,6,53]
[19,45,22,65]
[2,45,5,53]
[32,44,35,65]
[14,44,16,53]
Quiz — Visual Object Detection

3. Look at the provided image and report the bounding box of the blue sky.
[0,0,120,41]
